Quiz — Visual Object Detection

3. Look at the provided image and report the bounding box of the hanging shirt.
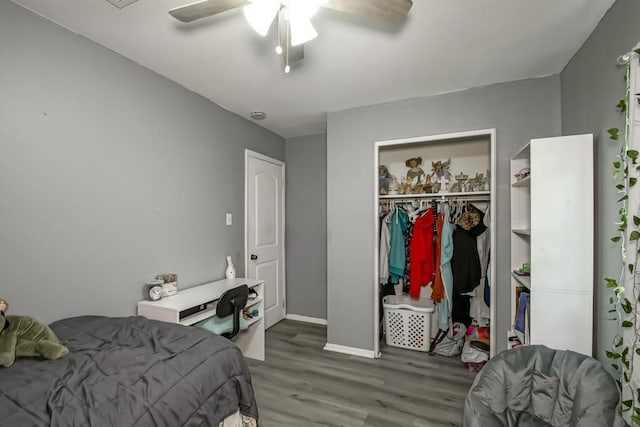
[379,211,392,284]
[437,205,455,330]
[408,209,435,298]
[431,210,445,302]
[389,208,408,284]
[452,204,486,294]
[471,206,491,324]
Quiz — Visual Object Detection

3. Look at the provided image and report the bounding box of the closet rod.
[379,191,490,203]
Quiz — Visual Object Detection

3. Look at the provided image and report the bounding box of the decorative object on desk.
[483,170,490,190]
[156,273,178,298]
[225,256,237,279]
[146,279,164,301]
[405,157,426,184]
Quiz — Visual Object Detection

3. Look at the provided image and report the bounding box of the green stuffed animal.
[0,299,69,368]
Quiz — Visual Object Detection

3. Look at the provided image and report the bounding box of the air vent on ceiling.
[106,0,139,9]
[250,111,267,120]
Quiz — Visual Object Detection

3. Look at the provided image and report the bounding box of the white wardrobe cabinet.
[509,134,594,356]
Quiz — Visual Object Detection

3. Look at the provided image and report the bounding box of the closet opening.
[373,129,497,364]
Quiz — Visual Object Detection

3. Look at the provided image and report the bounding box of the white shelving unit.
[137,278,265,361]
[509,134,594,355]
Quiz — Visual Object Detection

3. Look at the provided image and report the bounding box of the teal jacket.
[389,208,408,284]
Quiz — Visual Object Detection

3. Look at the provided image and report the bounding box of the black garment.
[451,204,486,294]
[451,226,482,294]
[452,294,472,326]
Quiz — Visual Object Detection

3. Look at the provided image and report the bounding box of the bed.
[0,315,259,426]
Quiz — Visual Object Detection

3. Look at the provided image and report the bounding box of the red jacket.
[409,209,435,298]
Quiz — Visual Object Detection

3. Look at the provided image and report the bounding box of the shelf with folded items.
[511,271,531,289]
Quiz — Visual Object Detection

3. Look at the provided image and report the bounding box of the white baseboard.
[323,343,376,359]
[285,314,327,325]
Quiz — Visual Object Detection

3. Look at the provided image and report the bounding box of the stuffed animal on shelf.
[0,299,69,368]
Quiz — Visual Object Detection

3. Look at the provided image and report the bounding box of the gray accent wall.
[326,76,562,352]
[0,1,284,324]
[284,133,327,320]
[561,0,640,361]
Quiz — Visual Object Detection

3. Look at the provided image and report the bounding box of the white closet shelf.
[512,228,531,236]
[511,271,531,289]
[511,176,530,187]
[380,190,490,199]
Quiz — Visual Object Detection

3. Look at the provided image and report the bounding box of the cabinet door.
[530,134,593,294]
[530,289,593,355]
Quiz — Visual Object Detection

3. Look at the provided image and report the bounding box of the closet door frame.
[374,129,497,357]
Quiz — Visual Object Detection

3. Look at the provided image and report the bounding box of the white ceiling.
[10,0,615,138]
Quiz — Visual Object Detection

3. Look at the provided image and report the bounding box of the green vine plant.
[606,48,640,426]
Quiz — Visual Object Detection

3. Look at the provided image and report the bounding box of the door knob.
[250,254,258,261]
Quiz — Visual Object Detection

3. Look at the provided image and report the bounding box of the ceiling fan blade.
[169,0,249,23]
[322,0,412,23]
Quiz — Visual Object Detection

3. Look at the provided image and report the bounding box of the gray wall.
[561,0,640,361]
[284,133,327,320]
[326,76,562,352]
[0,1,284,323]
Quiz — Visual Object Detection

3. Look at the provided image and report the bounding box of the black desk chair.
[215,285,249,339]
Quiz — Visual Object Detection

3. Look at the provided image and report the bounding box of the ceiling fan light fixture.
[243,0,280,36]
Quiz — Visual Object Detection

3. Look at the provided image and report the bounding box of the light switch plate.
[226,213,232,226]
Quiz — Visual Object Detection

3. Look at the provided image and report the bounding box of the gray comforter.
[0,315,258,426]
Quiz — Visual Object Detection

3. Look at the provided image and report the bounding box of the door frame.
[244,149,287,326]
[373,129,497,358]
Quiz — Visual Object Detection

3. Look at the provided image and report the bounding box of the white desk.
[137,278,264,361]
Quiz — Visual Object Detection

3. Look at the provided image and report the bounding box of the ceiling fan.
[169,0,413,73]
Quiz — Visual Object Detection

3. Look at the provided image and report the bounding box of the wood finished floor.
[247,320,476,427]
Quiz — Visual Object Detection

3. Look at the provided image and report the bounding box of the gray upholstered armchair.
[463,345,622,427]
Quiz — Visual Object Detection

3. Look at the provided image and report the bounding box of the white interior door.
[245,150,285,329]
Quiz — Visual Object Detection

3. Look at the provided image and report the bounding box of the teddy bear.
[0,299,69,368]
